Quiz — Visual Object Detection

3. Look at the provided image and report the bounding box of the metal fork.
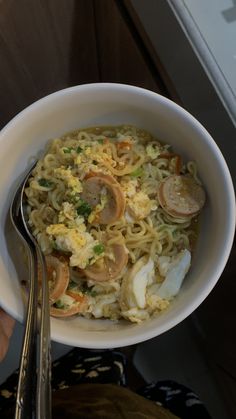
[10,164,51,419]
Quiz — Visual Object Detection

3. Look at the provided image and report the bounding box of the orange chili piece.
[116,141,132,150]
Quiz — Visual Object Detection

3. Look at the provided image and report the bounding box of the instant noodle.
[25,125,205,323]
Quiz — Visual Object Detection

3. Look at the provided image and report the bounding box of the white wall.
[131,0,236,186]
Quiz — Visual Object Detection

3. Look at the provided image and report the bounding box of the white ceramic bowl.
[0,83,235,348]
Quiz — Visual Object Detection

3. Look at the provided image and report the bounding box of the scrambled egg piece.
[91,295,118,319]
[157,249,191,300]
[58,202,76,223]
[121,308,149,323]
[58,202,86,230]
[89,281,121,319]
[46,224,100,268]
[74,149,114,178]
[95,152,117,168]
[146,294,169,311]
[146,144,161,159]
[74,155,82,165]
[120,179,138,198]
[84,147,92,156]
[120,180,157,221]
[54,167,82,194]
[74,147,92,165]
[120,255,180,323]
[127,191,157,220]
[120,257,154,312]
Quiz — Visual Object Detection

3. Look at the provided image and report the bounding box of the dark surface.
[194,241,236,418]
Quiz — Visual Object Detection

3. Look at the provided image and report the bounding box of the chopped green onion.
[130,167,143,178]
[80,282,97,297]
[68,281,78,290]
[76,146,83,153]
[97,139,104,144]
[38,178,54,188]
[54,300,64,309]
[52,240,60,250]
[80,282,90,293]
[76,200,92,218]
[63,147,74,153]
[93,243,105,255]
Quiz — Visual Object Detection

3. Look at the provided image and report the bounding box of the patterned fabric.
[0,348,211,418]
[0,349,126,414]
[138,380,212,419]
[51,348,127,390]
[0,369,18,414]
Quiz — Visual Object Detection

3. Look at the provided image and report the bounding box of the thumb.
[0,309,15,362]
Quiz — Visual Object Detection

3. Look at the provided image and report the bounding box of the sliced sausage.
[83,243,128,281]
[50,295,88,318]
[38,255,70,304]
[157,175,205,218]
[81,173,125,224]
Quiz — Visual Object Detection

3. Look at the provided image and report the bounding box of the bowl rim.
[0,83,235,347]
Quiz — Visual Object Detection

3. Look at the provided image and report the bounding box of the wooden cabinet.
[0,0,172,128]
[0,0,97,127]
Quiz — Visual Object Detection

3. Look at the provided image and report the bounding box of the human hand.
[0,309,15,361]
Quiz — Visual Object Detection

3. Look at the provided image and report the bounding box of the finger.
[0,309,15,339]
[0,329,10,362]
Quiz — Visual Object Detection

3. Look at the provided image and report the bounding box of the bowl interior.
[0,84,234,348]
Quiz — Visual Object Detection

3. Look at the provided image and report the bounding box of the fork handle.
[15,247,38,419]
[36,249,52,418]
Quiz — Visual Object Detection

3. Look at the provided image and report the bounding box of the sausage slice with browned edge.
[83,243,128,281]
[50,295,88,318]
[157,175,206,218]
[38,254,70,304]
[81,173,125,224]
